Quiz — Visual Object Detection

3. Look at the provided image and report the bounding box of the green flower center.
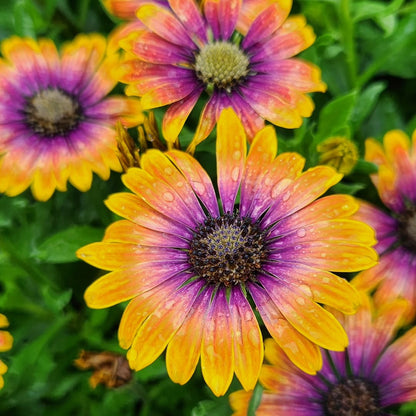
[325,377,381,416]
[194,41,250,92]
[398,208,416,252]
[24,88,82,137]
[188,212,268,286]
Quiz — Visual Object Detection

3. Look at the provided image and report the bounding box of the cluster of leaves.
[0,0,416,415]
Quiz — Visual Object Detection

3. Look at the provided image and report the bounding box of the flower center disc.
[188,212,267,286]
[25,88,82,137]
[325,377,381,416]
[398,209,416,252]
[195,41,249,92]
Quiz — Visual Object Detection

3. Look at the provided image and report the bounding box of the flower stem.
[340,0,358,88]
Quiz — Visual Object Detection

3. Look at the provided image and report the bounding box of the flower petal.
[240,125,277,216]
[216,107,247,213]
[140,149,206,223]
[122,167,197,228]
[83,262,189,308]
[105,192,191,237]
[230,286,263,391]
[167,149,220,217]
[137,4,195,48]
[261,166,342,227]
[273,194,359,235]
[166,286,213,385]
[103,220,188,248]
[249,283,322,374]
[128,280,204,371]
[162,88,203,143]
[242,3,291,49]
[261,275,348,351]
[201,287,234,396]
[203,0,241,40]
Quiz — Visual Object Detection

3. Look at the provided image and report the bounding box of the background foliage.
[0,0,416,414]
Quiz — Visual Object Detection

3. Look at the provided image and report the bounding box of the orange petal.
[201,288,234,396]
[127,280,203,371]
[216,108,247,213]
[166,287,213,385]
[249,284,322,374]
[230,287,263,391]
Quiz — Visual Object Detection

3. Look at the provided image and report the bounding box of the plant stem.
[340,0,358,88]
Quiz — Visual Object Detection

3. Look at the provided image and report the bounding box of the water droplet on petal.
[297,228,306,237]
[282,191,291,202]
[296,296,305,305]
[231,166,240,182]
[233,150,242,160]
[164,167,173,175]
[163,192,174,202]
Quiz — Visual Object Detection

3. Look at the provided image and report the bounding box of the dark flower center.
[325,377,382,416]
[188,212,268,286]
[397,208,416,252]
[194,41,249,92]
[24,88,82,137]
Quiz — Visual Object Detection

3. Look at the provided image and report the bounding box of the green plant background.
[1,0,416,415]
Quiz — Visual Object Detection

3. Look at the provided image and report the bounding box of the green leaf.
[315,91,358,141]
[331,181,367,195]
[351,81,386,132]
[352,160,378,175]
[34,225,104,263]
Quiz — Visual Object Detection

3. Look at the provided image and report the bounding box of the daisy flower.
[352,129,416,320]
[119,0,326,151]
[0,314,13,390]
[0,34,143,201]
[77,108,377,396]
[230,293,416,416]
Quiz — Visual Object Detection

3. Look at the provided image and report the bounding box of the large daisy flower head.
[0,34,143,201]
[119,0,326,152]
[230,293,416,415]
[77,108,376,396]
[352,129,416,320]
[0,314,13,390]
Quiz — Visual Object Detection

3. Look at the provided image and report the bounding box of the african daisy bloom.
[230,293,416,416]
[77,108,377,396]
[352,129,416,321]
[119,0,326,151]
[0,34,143,201]
[0,314,13,390]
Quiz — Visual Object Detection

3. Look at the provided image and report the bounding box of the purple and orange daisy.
[230,293,416,416]
[0,34,143,201]
[119,0,326,151]
[77,108,376,396]
[0,314,13,390]
[352,129,416,321]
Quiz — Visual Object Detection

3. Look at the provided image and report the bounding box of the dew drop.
[282,191,291,202]
[297,228,306,237]
[231,166,240,182]
[296,296,305,305]
[233,150,242,160]
[193,181,205,195]
[163,192,174,202]
[164,167,173,175]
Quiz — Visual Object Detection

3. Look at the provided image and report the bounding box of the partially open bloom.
[0,34,143,201]
[317,136,359,175]
[78,108,376,396]
[230,293,416,416]
[352,129,416,320]
[119,0,326,151]
[0,314,13,389]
